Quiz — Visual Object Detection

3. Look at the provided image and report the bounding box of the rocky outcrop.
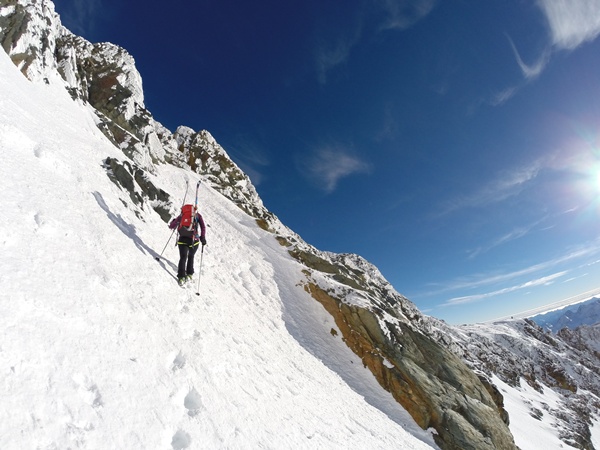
[270,244,516,449]
[558,323,600,355]
[103,157,171,221]
[429,318,600,449]
[299,270,515,450]
[0,0,62,82]
[54,33,169,167]
[174,128,262,211]
[0,0,169,171]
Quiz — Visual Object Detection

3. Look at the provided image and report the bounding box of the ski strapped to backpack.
[179,204,196,232]
[177,181,201,238]
[155,180,190,261]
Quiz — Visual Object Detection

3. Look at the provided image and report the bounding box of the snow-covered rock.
[0,0,64,82]
[427,317,600,449]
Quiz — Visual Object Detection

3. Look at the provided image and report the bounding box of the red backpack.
[179,204,196,233]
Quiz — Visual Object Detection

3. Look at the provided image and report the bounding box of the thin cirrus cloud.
[443,271,568,306]
[315,31,362,85]
[376,0,437,31]
[421,239,600,301]
[58,0,103,35]
[510,0,600,80]
[467,219,546,260]
[439,159,544,216]
[301,146,372,193]
[315,0,437,84]
[507,36,550,81]
[490,85,519,107]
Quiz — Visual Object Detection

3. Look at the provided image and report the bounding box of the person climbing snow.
[169,204,207,286]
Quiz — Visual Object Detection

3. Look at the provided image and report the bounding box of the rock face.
[282,248,517,449]
[429,318,600,449]
[559,322,600,354]
[296,255,516,450]
[173,127,268,220]
[0,0,63,82]
[4,2,598,449]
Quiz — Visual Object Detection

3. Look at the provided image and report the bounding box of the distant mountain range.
[530,297,600,332]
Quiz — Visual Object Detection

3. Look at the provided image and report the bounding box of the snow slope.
[491,375,565,450]
[0,46,436,449]
[436,317,600,450]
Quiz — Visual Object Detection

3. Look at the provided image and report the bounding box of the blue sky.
[53,0,600,324]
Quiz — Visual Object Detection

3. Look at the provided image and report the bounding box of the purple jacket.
[169,212,206,241]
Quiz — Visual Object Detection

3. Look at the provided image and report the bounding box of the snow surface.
[0,48,436,449]
[591,417,600,449]
[491,375,570,450]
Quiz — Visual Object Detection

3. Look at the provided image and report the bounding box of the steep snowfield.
[0,49,436,449]
[491,375,566,450]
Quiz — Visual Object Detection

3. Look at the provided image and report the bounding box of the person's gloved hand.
[200,236,207,245]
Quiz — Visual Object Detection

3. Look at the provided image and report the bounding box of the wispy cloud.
[375,104,400,142]
[422,239,600,300]
[440,159,544,216]
[59,0,103,36]
[315,26,363,85]
[489,86,519,106]
[537,0,600,50]
[506,1,600,85]
[466,203,584,259]
[496,1,600,104]
[300,145,372,193]
[229,139,270,186]
[507,35,550,81]
[315,0,436,83]
[376,0,437,31]
[467,219,546,259]
[443,271,567,306]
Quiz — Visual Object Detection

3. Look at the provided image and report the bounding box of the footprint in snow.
[73,374,103,409]
[171,429,191,449]
[184,388,203,417]
[171,351,186,372]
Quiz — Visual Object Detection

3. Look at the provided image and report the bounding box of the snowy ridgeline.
[530,297,600,332]
[0,47,437,449]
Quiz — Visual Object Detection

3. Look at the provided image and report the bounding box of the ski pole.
[155,228,176,260]
[195,245,205,296]
[155,180,189,261]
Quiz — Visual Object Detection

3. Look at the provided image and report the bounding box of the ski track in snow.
[0,50,435,449]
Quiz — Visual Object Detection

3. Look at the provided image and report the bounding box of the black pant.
[177,238,199,279]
